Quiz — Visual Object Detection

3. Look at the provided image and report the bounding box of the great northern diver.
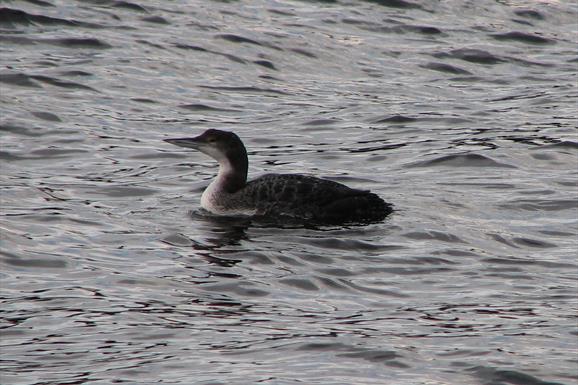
[164,129,393,223]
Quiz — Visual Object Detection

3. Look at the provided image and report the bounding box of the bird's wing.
[243,174,374,217]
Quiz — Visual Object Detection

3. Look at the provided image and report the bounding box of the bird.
[164,129,392,224]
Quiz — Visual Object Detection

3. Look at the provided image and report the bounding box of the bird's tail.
[321,192,393,223]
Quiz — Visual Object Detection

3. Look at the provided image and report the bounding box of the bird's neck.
[214,155,247,193]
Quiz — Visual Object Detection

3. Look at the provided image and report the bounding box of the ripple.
[30,111,62,122]
[407,153,516,168]
[471,366,566,385]
[216,33,282,51]
[514,9,545,20]
[481,257,575,269]
[30,74,97,91]
[289,48,317,58]
[142,15,169,24]
[337,280,408,297]
[420,62,472,75]
[304,238,402,252]
[0,73,42,88]
[0,7,101,28]
[112,1,149,12]
[279,278,319,291]
[30,148,88,158]
[1,250,68,269]
[434,48,505,65]
[217,33,264,46]
[199,85,289,95]
[179,103,240,112]
[304,118,341,126]
[492,31,554,45]
[95,186,158,198]
[402,230,464,243]
[338,349,405,367]
[537,141,578,151]
[315,267,355,277]
[394,25,443,35]
[512,237,557,248]
[364,0,422,10]
[201,282,269,297]
[372,115,418,124]
[497,199,578,211]
[253,59,277,70]
[44,37,112,49]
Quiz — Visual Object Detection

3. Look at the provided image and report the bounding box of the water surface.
[1,1,577,384]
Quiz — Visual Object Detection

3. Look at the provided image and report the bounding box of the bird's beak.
[163,137,203,149]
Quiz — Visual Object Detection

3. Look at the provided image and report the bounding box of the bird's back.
[241,174,392,223]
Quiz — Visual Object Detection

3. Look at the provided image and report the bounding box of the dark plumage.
[244,174,392,223]
[164,129,393,224]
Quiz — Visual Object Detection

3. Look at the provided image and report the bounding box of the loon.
[164,129,393,223]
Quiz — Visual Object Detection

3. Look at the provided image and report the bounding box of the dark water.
[1,1,577,384]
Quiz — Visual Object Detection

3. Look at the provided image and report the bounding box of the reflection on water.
[1,1,577,384]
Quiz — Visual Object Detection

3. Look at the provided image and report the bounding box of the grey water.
[1,1,577,384]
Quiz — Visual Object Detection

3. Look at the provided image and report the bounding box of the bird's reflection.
[159,210,253,267]
[191,209,253,247]
[162,208,365,268]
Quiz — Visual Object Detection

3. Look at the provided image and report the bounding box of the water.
[1,1,577,384]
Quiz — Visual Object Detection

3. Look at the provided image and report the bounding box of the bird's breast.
[201,181,257,216]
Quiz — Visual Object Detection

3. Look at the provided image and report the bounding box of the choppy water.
[1,1,577,384]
